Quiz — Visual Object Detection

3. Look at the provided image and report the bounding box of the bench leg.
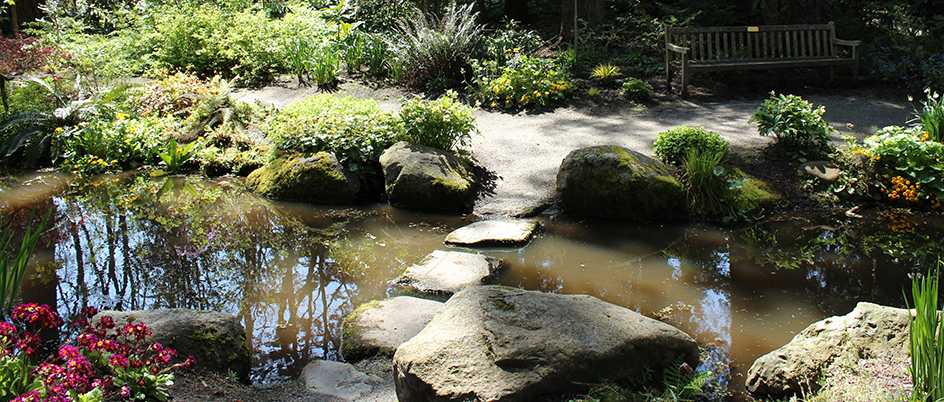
[680,55,690,98]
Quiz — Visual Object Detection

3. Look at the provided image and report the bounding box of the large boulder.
[746,302,912,399]
[93,309,251,382]
[392,250,504,295]
[379,142,475,211]
[556,145,685,219]
[393,286,699,402]
[246,153,360,203]
[342,296,444,362]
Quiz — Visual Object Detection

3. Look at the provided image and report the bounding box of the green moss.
[185,326,251,382]
[732,175,782,215]
[492,299,514,311]
[341,300,383,362]
[559,146,684,219]
[246,153,357,202]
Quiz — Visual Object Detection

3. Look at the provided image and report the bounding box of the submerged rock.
[746,302,912,399]
[301,360,395,402]
[342,296,444,362]
[444,220,539,247]
[392,250,503,295]
[379,142,475,211]
[393,286,699,402]
[94,309,251,382]
[246,153,360,203]
[556,145,685,220]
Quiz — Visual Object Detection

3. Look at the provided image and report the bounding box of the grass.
[0,209,52,315]
[905,269,944,401]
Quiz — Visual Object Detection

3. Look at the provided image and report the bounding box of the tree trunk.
[561,0,604,42]
[503,0,529,23]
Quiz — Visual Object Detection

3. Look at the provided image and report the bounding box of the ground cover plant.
[469,53,574,109]
[749,92,834,162]
[398,90,478,153]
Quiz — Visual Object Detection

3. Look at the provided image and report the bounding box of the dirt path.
[238,81,913,217]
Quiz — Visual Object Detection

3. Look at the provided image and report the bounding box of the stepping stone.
[301,360,395,402]
[342,296,443,362]
[392,250,503,295]
[444,219,539,247]
[797,161,840,182]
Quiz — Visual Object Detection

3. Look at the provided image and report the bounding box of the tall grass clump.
[906,270,944,402]
[911,88,944,143]
[385,1,483,91]
[683,148,738,217]
[0,210,51,315]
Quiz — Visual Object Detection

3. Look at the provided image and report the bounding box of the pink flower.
[122,323,151,341]
[80,306,98,318]
[14,331,39,355]
[10,390,41,402]
[98,315,115,330]
[11,303,63,328]
[109,353,129,368]
[0,321,15,336]
[59,345,80,359]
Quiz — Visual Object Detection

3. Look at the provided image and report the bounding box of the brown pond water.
[4,172,943,399]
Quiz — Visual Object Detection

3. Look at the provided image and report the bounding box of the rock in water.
[246,153,360,203]
[444,220,539,247]
[392,250,503,295]
[342,296,444,362]
[556,145,685,219]
[379,142,475,211]
[394,286,699,402]
[746,302,912,399]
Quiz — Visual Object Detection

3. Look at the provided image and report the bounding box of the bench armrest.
[834,39,862,47]
[667,43,690,54]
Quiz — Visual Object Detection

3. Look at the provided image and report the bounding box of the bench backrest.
[666,22,838,61]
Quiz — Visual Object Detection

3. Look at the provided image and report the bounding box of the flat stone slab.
[797,161,840,182]
[392,250,503,295]
[444,220,539,247]
[302,360,395,402]
[342,296,443,362]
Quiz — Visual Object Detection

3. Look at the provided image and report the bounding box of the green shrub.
[483,20,544,67]
[863,126,944,209]
[265,95,401,187]
[347,0,419,33]
[652,125,729,167]
[398,90,478,152]
[622,77,653,103]
[911,88,944,143]
[59,113,166,175]
[749,92,834,160]
[469,55,573,109]
[385,2,483,90]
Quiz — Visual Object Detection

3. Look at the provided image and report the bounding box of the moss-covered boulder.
[556,145,685,219]
[246,153,360,203]
[731,175,781,216]
[93,309,251,383]
[379,142,475,211]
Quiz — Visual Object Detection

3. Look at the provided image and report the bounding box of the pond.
[4,172,943,399]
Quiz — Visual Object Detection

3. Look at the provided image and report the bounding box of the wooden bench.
[665,22,861,97]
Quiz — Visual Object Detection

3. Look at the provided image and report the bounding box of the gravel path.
[238,82,913,217]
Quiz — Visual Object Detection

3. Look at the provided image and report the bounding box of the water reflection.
[2,173,942,398]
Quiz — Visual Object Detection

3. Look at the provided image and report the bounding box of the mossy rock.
[93,309,251,383]
[556,145,686,220]
[379,142,475,211]
[732,175,782,216]
[246,153,360,203]
[341,297,443,362]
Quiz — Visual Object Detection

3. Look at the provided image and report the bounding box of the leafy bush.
[920,53,944,92]
[590,63,621,85]
[346,0,419,33]
[483,20,544,67]
[469,54,574,109]
[398,90,477,152]
[910,88,943,143]
[749,92,834,160]
[265,95,400,187]
[385,2,483,90]
[59,113,166,175]
[652,125,729,167]
[861,45,919,85]
[622,77,653,103]
[863,126,944,209]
